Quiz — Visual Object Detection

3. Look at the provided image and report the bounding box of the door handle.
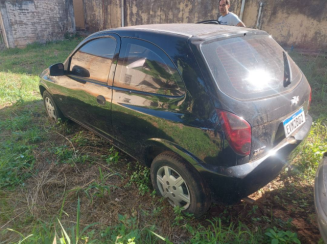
[97,95,106,105]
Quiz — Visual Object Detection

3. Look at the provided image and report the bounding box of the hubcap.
[45,97,56,120]
[156,166,190,209]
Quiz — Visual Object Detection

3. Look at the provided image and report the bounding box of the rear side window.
[70,37,116,83]
[114,38,184,96]
[201,35,302,100]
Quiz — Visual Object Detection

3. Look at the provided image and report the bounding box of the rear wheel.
[43,91,65,122]
[151,152,211,217]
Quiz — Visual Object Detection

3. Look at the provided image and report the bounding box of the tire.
[151,152,211,217]
[42,91,65,122]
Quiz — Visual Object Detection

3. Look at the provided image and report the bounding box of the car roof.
[100,23,267,41]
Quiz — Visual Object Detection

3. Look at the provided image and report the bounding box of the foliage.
[85,167,121,203]
[0,72,38,105]
[105,147,120,164]
[8,198,98,244]
[186,218,262,244]
[7,229,33,243]
[101,214,141,243]
[0,110,39,188]
[265,227,300,244]
[71,131,88,146]
[54,145,74,161]
[55,198,98,244]
[294,116,327,179]
[172,206,194,226]
[126,163,151,196]
[0,38,82,105]
[290,52,327,118]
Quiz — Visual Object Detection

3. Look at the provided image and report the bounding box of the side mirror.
[49,63,65,76]
[71,65,90,78]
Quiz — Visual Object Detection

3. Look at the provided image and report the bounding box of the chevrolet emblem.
[291,96,299,105]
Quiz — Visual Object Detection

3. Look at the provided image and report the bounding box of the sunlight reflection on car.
[244,69,272,90]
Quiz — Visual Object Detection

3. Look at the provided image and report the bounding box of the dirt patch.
[251,177,320,243]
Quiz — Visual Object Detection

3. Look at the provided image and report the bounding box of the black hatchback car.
[39,24,312,216]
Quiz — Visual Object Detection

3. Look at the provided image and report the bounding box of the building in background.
[0,0,75,49]
[0,0,326,51]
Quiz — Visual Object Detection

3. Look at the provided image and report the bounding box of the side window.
[70,37,116,83]
[115,38,184,96]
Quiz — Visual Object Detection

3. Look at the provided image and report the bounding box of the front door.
[49,36,120,137]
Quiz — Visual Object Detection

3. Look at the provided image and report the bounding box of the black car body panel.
[315,152,327,243]
[39,24,312,203]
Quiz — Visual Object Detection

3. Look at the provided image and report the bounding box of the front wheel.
[151,152,211,217]
[43,91,65,122]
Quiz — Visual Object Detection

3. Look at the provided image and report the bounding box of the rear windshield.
[201,34,302,100]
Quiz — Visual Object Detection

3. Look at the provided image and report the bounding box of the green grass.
[289,52,327,179]
[0,72,38,105]
[0,41,325,243]
[292,116,327,179]
[290,52,327,118]
[0,39,80,75]
[0,38,82,106]
[0,104,41,189]
[125,162,151,196]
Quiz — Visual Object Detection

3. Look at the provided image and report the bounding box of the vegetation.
[0,40,326,243]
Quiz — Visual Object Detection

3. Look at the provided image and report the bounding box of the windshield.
[201,34,302,100]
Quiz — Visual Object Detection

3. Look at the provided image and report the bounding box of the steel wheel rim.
[45,97,57,120]
[156,166,190,209]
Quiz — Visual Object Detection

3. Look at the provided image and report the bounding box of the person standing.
[218,0,246,27]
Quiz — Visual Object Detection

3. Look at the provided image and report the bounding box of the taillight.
[217,110,251,156]
[308,85,312,110]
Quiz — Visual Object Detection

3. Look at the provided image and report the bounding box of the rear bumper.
[200,115,312,203]
[314,152,327,243]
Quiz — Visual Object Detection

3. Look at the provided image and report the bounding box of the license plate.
[283,107,305,137]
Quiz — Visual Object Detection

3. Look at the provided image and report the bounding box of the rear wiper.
[283,51,292,87]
